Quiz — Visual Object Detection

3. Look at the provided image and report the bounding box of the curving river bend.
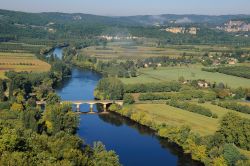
[54,48,201,166]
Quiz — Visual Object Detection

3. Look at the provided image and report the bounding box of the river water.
[54,49,201,166]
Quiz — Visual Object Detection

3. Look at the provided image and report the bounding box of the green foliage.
[21,109,40,132]
[223,144,245,166]
[216,102,250,114]
[10,102,24,112]
[0,79,7,101]
[46,92,61,105]
[123,94,135,105]
[92,142,121,166]
[95,60,137,78]
[166,100,217,118]
[233,87,246,99]
[95,77,124,100]
[125,81,181,93]
[218,113,250,150]
[43,104,79,135]
[0,102,11,110]
[203,66,250,79]
[0,104,120,165]
[109,104,122,112]
[138,90,216,101]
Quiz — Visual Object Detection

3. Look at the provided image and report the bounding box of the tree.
[130,69,137,77]
[213,156,227,166]
[123,94,135,105]
[92,141,120,166]
[216,89,230,99]
[10,102,24,112]
[43,104,78,135]
[95,78,124,100]
[218,113,250,150]
[246,88,250,101]
[233,87,245,99]
[21,109,41,132]
[46,92,61,105]
[223,144,245,166]
[178,76,185,83]
[0,79,7,101]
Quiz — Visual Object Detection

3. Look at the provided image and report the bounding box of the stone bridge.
[36,100,123,113]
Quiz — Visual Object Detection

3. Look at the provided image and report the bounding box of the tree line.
[214,101,250,114]
[202,66,250,79]
[166,100,217,118]
[138,90,216,101]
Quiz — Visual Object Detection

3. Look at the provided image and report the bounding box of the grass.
[120,66,250,88]
[0,52,50,78]
[131,102,250,136]
[132,103,219,136]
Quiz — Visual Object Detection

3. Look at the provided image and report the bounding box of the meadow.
[0,52,50,78]
[120,66,250,88]
[131,102,250,136]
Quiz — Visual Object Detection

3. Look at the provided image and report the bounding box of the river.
[54,48,201,166]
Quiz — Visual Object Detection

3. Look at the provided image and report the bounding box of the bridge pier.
[103,104,107,112]
[76,104,80,112]
[89,103,94,113]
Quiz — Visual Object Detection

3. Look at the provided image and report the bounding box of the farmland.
[0,52,50,78]
[129,102,250,136]
[81,42,250,61]
[120,65,250,88]
[81,43,225,60]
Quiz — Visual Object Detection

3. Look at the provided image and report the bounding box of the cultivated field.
[81,42,250,61]
[131,102,250,136]
[0,52,50,78]
[120,66,250,88]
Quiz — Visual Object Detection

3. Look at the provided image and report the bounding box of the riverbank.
[109,103,250,165]
[109,104,207,164]
[40,43,69,55]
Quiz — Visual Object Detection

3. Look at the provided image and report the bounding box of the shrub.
[216,102,250,114]
[166,100,217,118]
[125,81,181,93]
[123,94,135,105]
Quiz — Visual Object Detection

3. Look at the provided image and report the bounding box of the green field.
[131,102,250,136]
[120,66,250,88]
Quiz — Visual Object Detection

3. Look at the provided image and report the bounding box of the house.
[157,63,162,67]
[165,27,185,34]
[197,81,209,88]
[188,27,199,35]
[212,60,220,66]
[228,58,237,65]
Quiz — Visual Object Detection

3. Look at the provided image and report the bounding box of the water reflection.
[98,112,203,166]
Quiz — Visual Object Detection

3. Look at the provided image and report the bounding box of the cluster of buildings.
[164,27,199,35]
[99,35,139,41]
[217,20,250,32]
[72,15,82,20]
[205,55,238,66]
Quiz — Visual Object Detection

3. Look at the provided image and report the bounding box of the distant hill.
[122,14,250,26]
[1,9,250,27]
[1,9,250,45]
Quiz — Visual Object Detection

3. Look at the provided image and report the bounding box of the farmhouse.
[228,58,237,65]
[197,81,210,88]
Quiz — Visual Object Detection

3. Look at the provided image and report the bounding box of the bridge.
[36,100,123,113]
